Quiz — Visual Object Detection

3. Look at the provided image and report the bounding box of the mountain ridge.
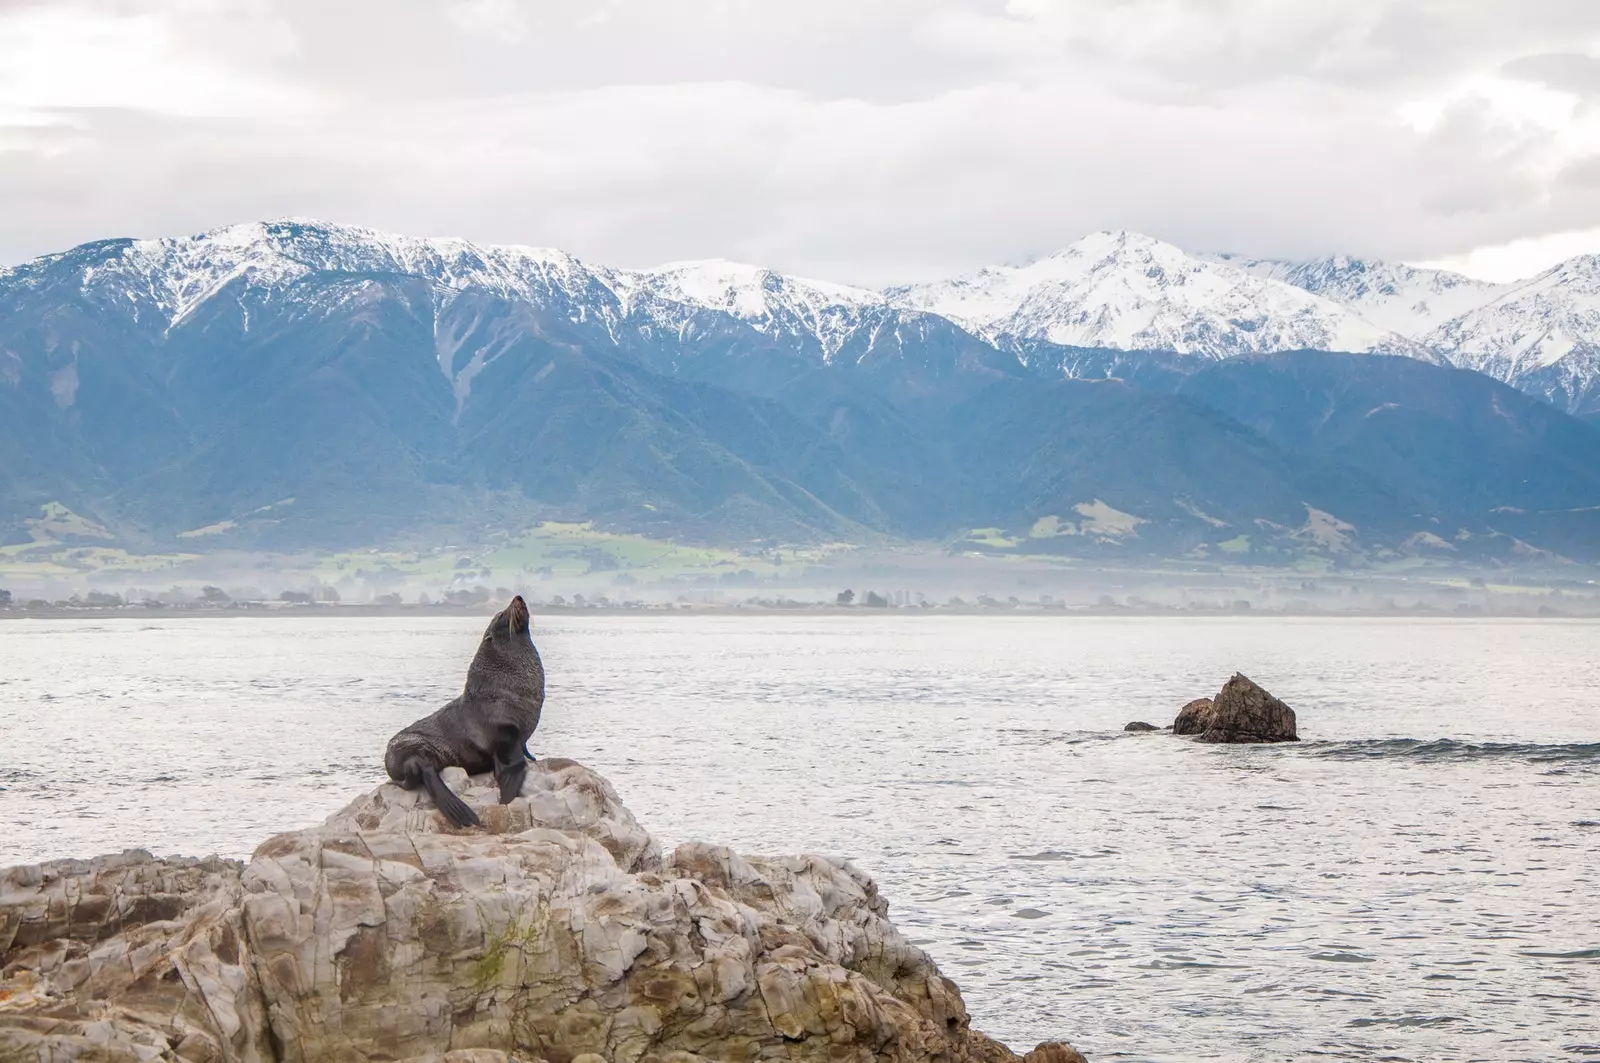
[1207,252,1510,337]
[891,230,1433,361]
[4,219,1600,565]
[10,217,1591,414]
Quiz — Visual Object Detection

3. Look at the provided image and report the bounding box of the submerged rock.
[1122,721,1160,732]
[1198,673,1299,743]
[1171,697,1215,735]
[0,758,1086,1063]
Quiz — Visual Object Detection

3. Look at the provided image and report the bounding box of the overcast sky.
[2,0,1599,284]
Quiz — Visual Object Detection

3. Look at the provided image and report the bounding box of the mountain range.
[2,219,1598,565]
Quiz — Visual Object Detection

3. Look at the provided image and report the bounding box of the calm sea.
[1,615,1596,1062]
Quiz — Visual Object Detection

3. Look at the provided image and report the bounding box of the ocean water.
[1,614,1596,1062]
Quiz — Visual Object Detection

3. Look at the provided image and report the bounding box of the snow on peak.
[1539,252,1600,282]
[15,219,1600,409]
[612,257,887,356]
[1427,251,1600,378]
[625,258,882,317]
[895,231,1422,358]
[67,219,610,326]
[1211,253,1509,337]
[1064,229,1183,258]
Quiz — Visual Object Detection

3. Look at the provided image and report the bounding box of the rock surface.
[1,758,1086,1063]
[1170,698,1215,736]
[1197,674,1299,743]
[0,850,270,1063]
[1121,722,1159,732]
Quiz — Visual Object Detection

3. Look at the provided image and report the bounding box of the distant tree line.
[833,589,919,608]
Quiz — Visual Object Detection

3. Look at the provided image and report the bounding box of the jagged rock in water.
[1019,1045,1091,1063]
[1122,721,1160,732]
[0,758,1086,1063]
[1197,674,1299,743]
[1171,698,1215,735]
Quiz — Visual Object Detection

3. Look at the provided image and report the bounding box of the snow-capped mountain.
[1212,254,1508,337]
[892,231,1431,360]
[1423,255,1600,416]
[5,218,1600,560]
[7,218,1600,417]
[0,220,927,372]
[2,220,619,327]
[1220,249,1600,417]
[609,258,890,361]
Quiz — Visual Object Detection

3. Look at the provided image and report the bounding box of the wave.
[999,728,1124,747]
[1302,738,1600,764]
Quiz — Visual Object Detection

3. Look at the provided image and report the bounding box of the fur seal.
[384,595,545,827]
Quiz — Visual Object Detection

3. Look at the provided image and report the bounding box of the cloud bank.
[2,0,1598,283]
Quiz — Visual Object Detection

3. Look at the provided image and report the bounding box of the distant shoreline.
[2,603,1595,621]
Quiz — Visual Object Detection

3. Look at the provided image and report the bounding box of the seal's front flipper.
[522,742,537,762]
[421,765,480,828]
[495,746,527,805]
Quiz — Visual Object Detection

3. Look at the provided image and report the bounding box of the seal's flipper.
[495,744,528,805]
[421,764,480,828]
[522,742,537,762]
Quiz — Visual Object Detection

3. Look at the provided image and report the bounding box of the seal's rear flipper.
[421,765,480,828]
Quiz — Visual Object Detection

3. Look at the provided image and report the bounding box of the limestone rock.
[321,756,660,872]
[1198,673,1298,743]
[2,758,1086,1063]
[1121,721,1159,732]
[1171,698,1214,735]
[0,849,271,1063]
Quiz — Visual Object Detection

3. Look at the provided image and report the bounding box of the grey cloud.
[1555,153,1600,190]
[2,0,1600,281]
[1501,52,1600,96]
[962,0,1600,93]
[265,0,1008,103]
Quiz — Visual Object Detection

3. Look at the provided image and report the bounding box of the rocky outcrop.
[1170,698,1214,736]
[1,759,1085,1063]
[1121,722,1159,732]
[0,850,271,1063]
[1196,674,1298,743]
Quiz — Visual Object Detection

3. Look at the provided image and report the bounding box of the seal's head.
[482,594,533,647]
[468,594,542,691]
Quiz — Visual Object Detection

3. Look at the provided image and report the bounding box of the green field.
[0,543,202,581]
[309,521,828,587]
[1,519,851,592]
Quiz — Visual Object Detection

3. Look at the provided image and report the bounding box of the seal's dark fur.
[384,595,545,827]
